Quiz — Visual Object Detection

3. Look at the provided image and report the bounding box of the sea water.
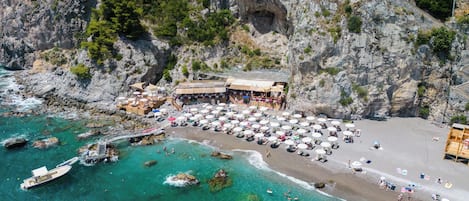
[0,67,341,201]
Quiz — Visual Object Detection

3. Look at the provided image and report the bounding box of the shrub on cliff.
[81,18,117,65]
[70,63,92,79]
[430,27,456,59]
[347,15,362,33]
[415,0,452,21]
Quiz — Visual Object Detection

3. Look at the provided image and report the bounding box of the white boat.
[20,165,72,190]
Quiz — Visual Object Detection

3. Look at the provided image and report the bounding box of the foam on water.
[0,68,43,112]
[163,170,195,187]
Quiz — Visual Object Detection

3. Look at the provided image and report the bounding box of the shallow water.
[0,67,341,201]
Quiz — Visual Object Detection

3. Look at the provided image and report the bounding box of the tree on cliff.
[415,0,452,21]
[100,0,146,40]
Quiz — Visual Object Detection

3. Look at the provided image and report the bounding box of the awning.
[228,79,275,92]
[175,87,226,95]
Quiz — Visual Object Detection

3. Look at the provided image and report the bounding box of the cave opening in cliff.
[249,10,276,34]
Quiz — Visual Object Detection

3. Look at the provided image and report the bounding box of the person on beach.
[266,150,271,158]
[397,193,403,201]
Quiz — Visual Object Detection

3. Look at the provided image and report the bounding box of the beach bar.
[175,80,227,105]
[225,77,286,110]
[444,123,469,165]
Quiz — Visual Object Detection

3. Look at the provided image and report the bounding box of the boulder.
[314,182,326,189]
[211,151,233,160]
[4,137,28,149]
[33,137,59,149]
[144,160,157,167]
[208,169,232,192]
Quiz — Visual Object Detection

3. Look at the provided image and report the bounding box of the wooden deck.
[444,123,469,165]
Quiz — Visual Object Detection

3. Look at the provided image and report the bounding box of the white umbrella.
[345,123,355,128]
[231,120,240,125]
[300,121,310,127]
[243,130,253,135]
[275,131,286,136]
[282,112,291,117]
[277,116,286,121]
[218,116,227,121]
[233,127,243,132]
[242,110,251,115]
[205,115,215,120]
[183,113,193,117]
[297,143,308,149]
[235,114,245,120]
[225,112,235,117]
[351,161,362,168]
[268,136,278,142]
[289,119,299,124]
[284,139,295,145]
[201,109,210,114]
[216,106,224,111]
[252,124,261,129]
[331,120,341,125]
[248,117,257,122]
[205,105,213,110]
[259,106,268,112]
[249,105,257,110]
[154,112,162,116]
[293,114,302,119]
[229,104,238,108]
[218,103,226,107]
[254,113,263,118]
[327,136,338,142]
[194,114,203,119]
[315,149,326,155]
[312,125,322,130]
[127,97,136,102]
[259,119,269,125]
[254,133,264,138]
[302,137,312,143]
[281,125,292,130]
[306,116,315,121]
[177,116,186,121]
[117,97,126,101]
[133,91,141,95]
[140,98,148,102]
[190,108,199,113]
[320,142,331,148]
[160,108,167,114]
[141,92,149,96]
[211,110,219,115]
[200,119,209,125]
[223,123,233,128]
[270,122,280,128]
[189,116,198,121]
[317,118,327,123]
[297,128,307,134]
[327,127,337,132]
[260,126,270,131]
[312,133,322,138]
[240,121,250,127]
[343,131,354,136]
[211,121,221,126]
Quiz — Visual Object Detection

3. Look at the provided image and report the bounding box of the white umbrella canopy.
[200,119,209,125]
[300,121,310,127]
[297,143,308,149]
[277,116,286,122]
[320,142,331,148]
[218,116,228,122]
[312,132,322,138]
[240,121,250,127]
[317,118,327,123]
[327,127,337,132]
[159,108,168,114]
[200,109,210,114]
[205,115,215,120]
[248,117,257,122]
[331,120,341,126]
[315,149,326,155]
[297,128,307,134]
[211,121,221,126]
[249,105,257,110]
[233,127,243,132]
[345,123,355,128]
[289,119,299,124]
[254,113,263,118]
[270,122,280,128]
[231,120,240,125]
[229,104,238,108]
[218,103,226,107]
[216,106,224,111]
[225,112,235,117]
[177,116,186,121]
[243,130,253,135]
[254,133,264,138]
[127,97,136,102]
[117,96,127,101]
[259,119,269,125]
[301,137,313,143]
[260,126,270,131]
[183,113,193,117]
[351,161,362,168]
[284,139,295,145]
[293,114,302,119]
[342,131,354,136]
[259,106,269,112]
[268,136,278,141]
[242,110,251,115]
[312,125,322,130]
[275,130,286,136]
[281,125,292,130]
[133,91,141,95]
[235,114,245,120]
[223,123,233,128]
[194,114,203,119]
[252,124,261,129]
[282,112,291,117]
[327,136,338,142]
[190,108,199,113]
[205,105,213,110]
[189,116,198,121]
[306,116,315,121]
[154,112,162,117]
[211,110,220,115]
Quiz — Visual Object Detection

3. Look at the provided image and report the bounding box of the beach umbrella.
[218,116,227,122]
[190,108,199,113]
[297,143,308,150]
[301,137,313,143]
[254,113,263,118]
[225,111,235,117]
[130,82,145,90]
[154,112,162,117]
[117,97,126,101]
[327,136,338,142]
[200,119,209,125]
[218,103,226,107]
[176,116,186,122]
[160,108,168,114]
[168,117,176,122]
[242,110,251,115]
[127,97,136,102]
[277,117,286,122]
[254,133,264,138]
[268,136,278,142]
[243,130,253,135]
[293,114,302,119]
[252,124,261,129]
[259,119,269,125]
[216,106,224,111]
[229,104,238,108]
[320,142,331,148]
[327,127,337,132]
[132,91,141,96]
[223,123,233,130]
[249,105,257,110]
[282,112,291,117]
[211,110,219,115]
[312,133,322,138]
[233,127,243,132]
[205,115,215,120]
[260,126,270,132]
[141,91,149,96]
[183,113,193,117]
[315,149,326,155]
[152,109,160,113]
[317,118,326,123]
[275,131,286,136]
[300,121,310,127]
[281,125,292,130]
[289,119,299,124]
[240,121,250,127]
[331,120,341,126]
[345,123,355,128]
[351,161,362,169]
[284,139,295,146]
[297,128,307,134]
[211,121,221,126]
[342,131,354,136]
[200,109,210,114]
[140,98,148,103]
[235,114,245,120]
[248,117,257,122]
[259,106,268,112]
[189,116,198,122]
[270,122,280,128]
[312,124,322,130]
[194,114,203,119]
[231,120,240,125]
[205,105,213,110]
[306,116,315,121]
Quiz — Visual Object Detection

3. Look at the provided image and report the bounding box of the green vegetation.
[419,105,430,118]
[352,84,368,100]
[415,0,452,21]
[465,102,469,111]
[184,10,235,45]
[339,89,353,106]
[41,47,67,66]
[450,115,467,125]
[80,19,117,65]
[414,27,456,61]
[240,45,261,57]
[191,60,210,72]
[321,6,331,17]
[417,84,426,97]
[415,30,431,46]
[162,54,177,82]
[182,65,189,77]
[456,15,469,25]
[220,59,229,68]
[241,24,250,32]
[70,63,92,79]
[163,70,172,82]
[347,15,362,33]
[304,45,312,54]
[319,67,341,76]
[328,26,342,44]
[319,79,325,87]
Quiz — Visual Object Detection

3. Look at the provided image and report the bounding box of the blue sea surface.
[0,67,341,201]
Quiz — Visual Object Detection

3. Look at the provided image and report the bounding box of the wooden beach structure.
[225,77,287,110]
[444,123,469,165]
[116,83,167,115]
[174,80,227,105]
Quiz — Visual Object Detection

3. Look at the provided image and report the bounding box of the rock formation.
[211,151,233,160]
[208,169,232,192]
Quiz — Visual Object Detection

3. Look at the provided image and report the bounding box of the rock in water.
[314,182,326,189]
[211,151,233,160]
[208,169,232,192]
[4,137,28,149]
[33,137,59,149]
[144,160,157,167]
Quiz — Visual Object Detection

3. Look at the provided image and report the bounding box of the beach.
[167,117,469,201]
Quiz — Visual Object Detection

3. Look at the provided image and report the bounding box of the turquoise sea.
[0,67,341,201]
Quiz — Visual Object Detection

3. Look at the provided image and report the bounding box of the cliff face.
[2,0,469,121]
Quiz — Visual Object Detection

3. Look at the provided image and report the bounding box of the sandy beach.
[165,117,469,201]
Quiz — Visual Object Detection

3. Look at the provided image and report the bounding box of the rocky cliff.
[1,0,469,122]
